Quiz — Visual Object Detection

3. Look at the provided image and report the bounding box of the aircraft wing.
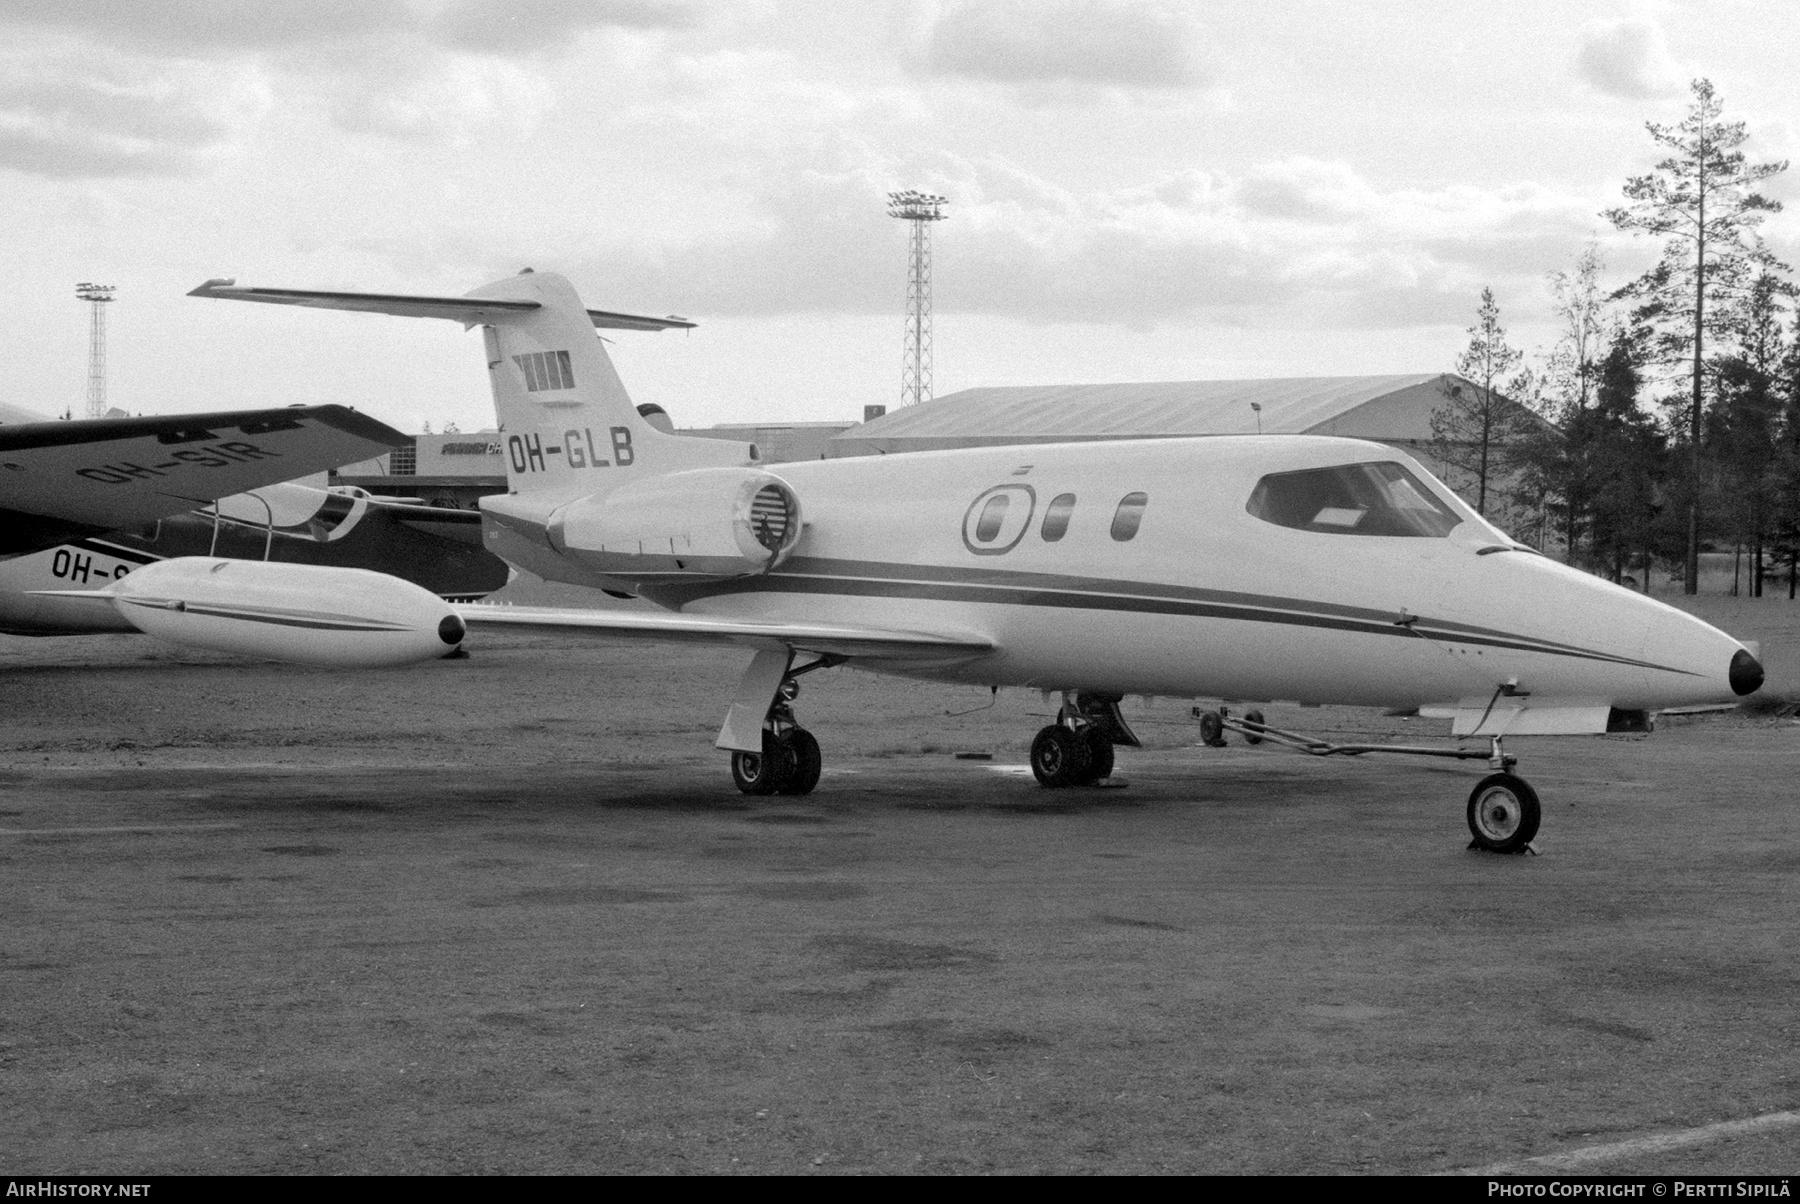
[371,499,488,546]
[188,280,696,331]
[0,405,406,557]
[455,604,995,661]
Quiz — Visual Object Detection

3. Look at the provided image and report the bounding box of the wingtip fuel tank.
[78,557,466,667]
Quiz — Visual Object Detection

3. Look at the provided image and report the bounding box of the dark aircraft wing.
[0,405,406,557]
[373,500,488,547]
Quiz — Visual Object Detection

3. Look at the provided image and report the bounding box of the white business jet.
[112,270,1761,853]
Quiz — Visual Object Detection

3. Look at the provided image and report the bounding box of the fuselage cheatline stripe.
[644,567,1696,677]
[770,556,1641,660]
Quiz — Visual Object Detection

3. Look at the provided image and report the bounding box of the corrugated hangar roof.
[829,374,1501,456]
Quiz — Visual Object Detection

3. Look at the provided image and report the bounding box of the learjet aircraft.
[76,270,1762,853]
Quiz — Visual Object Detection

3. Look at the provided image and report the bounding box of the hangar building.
[327,375,1544,516]
[825,374,1526,470]
[333,431,508,509]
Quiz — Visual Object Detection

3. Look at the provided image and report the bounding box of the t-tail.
[187,271,757,584]
[460,271,750,507]
[189,270,750,507]
[186,271,799,590]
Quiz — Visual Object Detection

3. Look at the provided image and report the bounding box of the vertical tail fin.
[465,271,751,504]
[186,270,747,506]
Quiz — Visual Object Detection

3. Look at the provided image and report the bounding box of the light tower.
[76,283,115,420]
[886,190,946,407]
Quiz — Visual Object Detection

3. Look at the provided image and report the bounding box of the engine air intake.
[750,484,795,551]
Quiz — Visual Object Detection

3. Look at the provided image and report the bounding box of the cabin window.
[1041,493,1076,541]
[974,493,1010,542]
[1110,492,1148,541]
[1246,461,1461,537]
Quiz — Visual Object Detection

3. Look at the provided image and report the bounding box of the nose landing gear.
[1211,709,1542,854]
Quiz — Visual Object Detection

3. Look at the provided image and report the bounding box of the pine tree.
[1583,338,1667,588]
[1709,271,1794,595]
[1770,310,1800,598]
[1512,246,1612,561]
[1432,287,1529,518]
[1605,78,1788,593]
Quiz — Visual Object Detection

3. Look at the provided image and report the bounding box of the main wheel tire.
[1080,730,1114,783]
[776,729,822,796]
[1466,772,1541,854]
[1030,725,1091,788]
[1198,711,1227,747]
[1243,709,1265,746]
[731,732,793,796]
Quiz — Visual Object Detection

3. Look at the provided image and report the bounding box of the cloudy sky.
[4,0,1796,433]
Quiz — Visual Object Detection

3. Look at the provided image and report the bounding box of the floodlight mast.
[75,283,115,420]
[886,190,946,407]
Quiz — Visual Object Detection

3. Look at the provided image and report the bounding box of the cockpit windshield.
[1246,461,1462,537]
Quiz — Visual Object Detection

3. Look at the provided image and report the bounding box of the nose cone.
[1730,648,1765,697]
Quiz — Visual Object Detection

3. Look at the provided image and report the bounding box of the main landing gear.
[729,678,823,797]
[720,650,841,797]
[1204,706,1542,855]
[1030,692,1141,788]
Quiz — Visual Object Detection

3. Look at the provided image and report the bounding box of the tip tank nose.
[1729,649,1765,697]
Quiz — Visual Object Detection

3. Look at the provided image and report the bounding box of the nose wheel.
[1466,772,1540,854]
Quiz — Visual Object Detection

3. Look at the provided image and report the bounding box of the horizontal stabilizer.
[188,280,695,331]
[455,604,994,661]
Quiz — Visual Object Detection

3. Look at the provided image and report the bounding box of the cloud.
[923,0,1211,89]
[0,0,699,56]
[0,0,699,175]
[318,47,555,142]
[526,152,1596,332]
[0,47,267,178]
[0,1,417,53]
[434,0,701,53]
[1575,16,1683,99]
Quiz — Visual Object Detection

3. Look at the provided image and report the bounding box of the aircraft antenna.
[76,282,115,420]
[886,191,946,406]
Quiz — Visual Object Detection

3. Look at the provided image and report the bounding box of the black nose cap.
[438,613,467,646]
[1729,648,1764,696]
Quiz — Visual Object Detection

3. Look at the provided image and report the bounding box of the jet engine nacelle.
[547,467,803,578]
[91,557,465,667]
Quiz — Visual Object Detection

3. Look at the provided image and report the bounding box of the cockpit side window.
[1246,462,1462,537]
